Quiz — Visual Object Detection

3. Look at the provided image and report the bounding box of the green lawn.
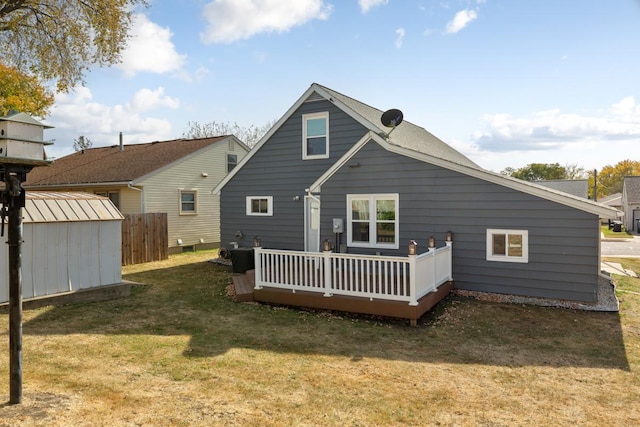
[1,250,639,426]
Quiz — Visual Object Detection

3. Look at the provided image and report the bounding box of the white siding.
[139,140,248,248]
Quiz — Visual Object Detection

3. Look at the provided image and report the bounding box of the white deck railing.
[253,242,452,306]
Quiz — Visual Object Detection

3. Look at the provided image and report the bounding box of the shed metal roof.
[21,192,123,223]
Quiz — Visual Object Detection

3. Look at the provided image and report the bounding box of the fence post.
[322,240,333,297]
[408,240,418,306]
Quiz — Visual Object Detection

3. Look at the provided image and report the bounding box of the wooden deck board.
[231,273,254,302]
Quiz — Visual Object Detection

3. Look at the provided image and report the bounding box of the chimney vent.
[119,132,124,151]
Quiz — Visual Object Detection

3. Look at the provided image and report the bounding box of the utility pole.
[593,169,598,201]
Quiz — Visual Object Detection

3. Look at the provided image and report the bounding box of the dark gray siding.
[320,141,601,302]
[220,99,367,250]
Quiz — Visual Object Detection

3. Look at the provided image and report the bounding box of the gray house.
[214,83,616,306]
[622,176,640,232]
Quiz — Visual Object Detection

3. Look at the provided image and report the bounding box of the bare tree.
[182,120,275,147]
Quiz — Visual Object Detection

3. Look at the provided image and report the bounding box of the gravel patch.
[452,274,619,312]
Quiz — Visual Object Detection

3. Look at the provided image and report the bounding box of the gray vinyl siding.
[320,141,600,302]
[220,99,367,250]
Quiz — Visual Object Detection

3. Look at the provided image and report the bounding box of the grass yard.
[1,250,639,426]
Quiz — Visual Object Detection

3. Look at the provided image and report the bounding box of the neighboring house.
[537,179,589,199]
[24,136,249,253]
[621,176,640,232]
[214,83,617,305]
[598,192,623,211]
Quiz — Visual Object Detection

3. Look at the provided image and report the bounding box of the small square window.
[486,229,528,263]
[246,196,273,216]
[302,112,329,160]
[95,191,120,209]
[180,191,197,214]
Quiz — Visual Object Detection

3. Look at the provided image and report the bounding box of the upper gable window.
[302,112,329,160]
[227,154,238,173]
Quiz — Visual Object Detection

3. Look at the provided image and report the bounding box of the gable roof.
[623,176,640,204]
[310,131,618,219]
[24,136,246,187]
[213,82,478,194]
[597,192,622,206]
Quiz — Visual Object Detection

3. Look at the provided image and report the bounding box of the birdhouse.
[0,111,53,166]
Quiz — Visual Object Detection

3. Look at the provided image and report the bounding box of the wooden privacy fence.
[121,213,168,265]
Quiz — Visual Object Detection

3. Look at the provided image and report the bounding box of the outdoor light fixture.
[446,231,453,242]
[408,240,417,255]
[253,236,261,247]
[428,236,435,248]
[323,239,332,252]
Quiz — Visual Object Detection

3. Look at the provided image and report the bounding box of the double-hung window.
[180,190,197,214]
[246,196,273,216]
[227,154,238,173]
[302,112,329,159]
[347,194,399,249]
[486,229,529,263]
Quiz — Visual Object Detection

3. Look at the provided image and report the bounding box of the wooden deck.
[231,269,452,326]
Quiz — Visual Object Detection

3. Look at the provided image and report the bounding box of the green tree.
[0,62,54,117]
[182,120,275,147]
[501,163,568,181]
[0,0,147,92]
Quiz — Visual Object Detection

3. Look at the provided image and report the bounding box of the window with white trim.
[180,190,197,214]
[227,154,238,173]
[302,112,329,159]
[246,196,273,216]
[486,229,529,263]
[347,194,399,249]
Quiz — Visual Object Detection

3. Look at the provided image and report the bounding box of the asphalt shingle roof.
[623,176,640,203]
[24,136,230,186]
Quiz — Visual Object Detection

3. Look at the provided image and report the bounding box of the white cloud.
[117,14,187,77]
[358,0,388,14]
[445,9,478,34]
[471,97,640,153]
[44,86,180,159]
[201,0,334,44]
[395,28,405,48]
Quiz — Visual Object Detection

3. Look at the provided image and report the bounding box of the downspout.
[127,182,144,212]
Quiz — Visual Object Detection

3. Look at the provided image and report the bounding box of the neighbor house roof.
[623,176,640,204]
[598,192,622,207]
[536,179,589,199]
[24,136,243,187]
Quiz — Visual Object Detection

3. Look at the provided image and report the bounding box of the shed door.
[305,196,320,252]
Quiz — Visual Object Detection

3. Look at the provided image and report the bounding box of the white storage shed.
[1,191,124,303]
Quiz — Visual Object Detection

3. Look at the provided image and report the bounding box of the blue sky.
[44,0,640,173]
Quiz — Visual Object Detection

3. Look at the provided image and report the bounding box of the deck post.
[408,252,418,306]
[322,242,333,297]
[253,243,263,290]
[445,241,453,281]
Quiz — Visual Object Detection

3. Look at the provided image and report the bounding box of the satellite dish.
[381,109,403,128]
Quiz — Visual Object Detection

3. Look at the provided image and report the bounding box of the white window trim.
[180,190,198,215]
[227,153,238,173]
[486,229,529,263]
[302,112,329,160]
[246,196,274,216]
[347,194,399,249]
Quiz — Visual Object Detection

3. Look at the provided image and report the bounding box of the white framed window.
[302,112,329,160]
[227,154,238,173]
[347,194,399,249]
[246,196,273,216]
[180,190,197,215]
[486,229,529,263]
